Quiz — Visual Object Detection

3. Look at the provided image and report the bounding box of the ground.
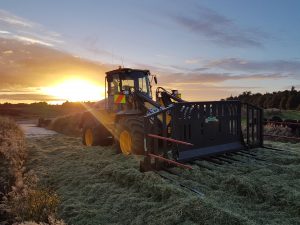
[21,122,300,225]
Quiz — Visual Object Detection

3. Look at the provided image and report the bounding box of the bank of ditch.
[0,116,65,225]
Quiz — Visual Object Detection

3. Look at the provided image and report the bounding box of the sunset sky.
[0,0,300,103]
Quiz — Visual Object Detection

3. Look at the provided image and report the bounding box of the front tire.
[115,117,144,155]
[82,121,112,146]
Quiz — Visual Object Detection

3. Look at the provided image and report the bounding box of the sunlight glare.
[43,79,104,102]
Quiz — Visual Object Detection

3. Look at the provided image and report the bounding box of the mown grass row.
[26,135,253,225]
[26,135,300,225]
[173,142,300,225]
[0,116,65,225]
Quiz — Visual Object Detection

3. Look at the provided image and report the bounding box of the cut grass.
[0,117,65,224]
[48,113,82,137]
[26,135,300,225]
[280,110,300,120]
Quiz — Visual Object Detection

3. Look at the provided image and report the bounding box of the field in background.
[264,109,300,120]
[1,102,299,121]
[26,135,300,225]
[0,102,93,120]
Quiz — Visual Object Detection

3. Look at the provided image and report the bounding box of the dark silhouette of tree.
[280,96,287,109]
[227,87,300,110]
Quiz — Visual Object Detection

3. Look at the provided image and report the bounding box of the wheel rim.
[85,128,93,146]
[119,130,132,155]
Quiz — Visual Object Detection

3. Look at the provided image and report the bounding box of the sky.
[0,0,300,103]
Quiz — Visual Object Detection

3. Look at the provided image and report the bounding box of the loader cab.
[105,68,152,111]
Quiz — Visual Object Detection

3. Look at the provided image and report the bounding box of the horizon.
[0,0,300,103]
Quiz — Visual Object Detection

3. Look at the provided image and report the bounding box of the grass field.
[279,110,300,120]
[264,109,300,120]
[25,134,300,225]
[0,102,90,120]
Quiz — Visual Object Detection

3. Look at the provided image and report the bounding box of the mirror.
[154,75,157,84]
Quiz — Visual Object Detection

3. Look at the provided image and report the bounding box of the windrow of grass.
[175,141,300,224]
[0,116,65,225]
[47,113,83,137]
[26,135,251,225]
[0,116,27,223]
[26,134,300,225]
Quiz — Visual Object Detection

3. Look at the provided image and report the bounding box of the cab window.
[111,78,120,95]
[121,77,135,93]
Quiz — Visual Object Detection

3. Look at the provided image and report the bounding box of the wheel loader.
[80,67,263,171]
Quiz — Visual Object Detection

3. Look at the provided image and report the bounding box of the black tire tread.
[116,116,145,155]
[82,119,112,146]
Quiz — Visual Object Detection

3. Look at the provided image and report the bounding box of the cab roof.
[106,68,149,76]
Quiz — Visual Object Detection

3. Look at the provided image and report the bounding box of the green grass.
[25,135,300,225]
[280,110,300,120]
[264,109,300,120]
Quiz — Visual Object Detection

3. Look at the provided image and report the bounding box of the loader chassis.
[81,68,263,169]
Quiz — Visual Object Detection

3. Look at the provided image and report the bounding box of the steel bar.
[148,153,193,170]
[203,157,223,165]
[212,156,232,164]
[148,133,194,146]
[262,145,284,152]
[155,171,204,197]
[222,155,242,162]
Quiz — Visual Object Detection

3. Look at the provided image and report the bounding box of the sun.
[43,79,104,102]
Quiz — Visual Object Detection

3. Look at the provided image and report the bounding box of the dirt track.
[18,122,57,138]
[25,134,300,225]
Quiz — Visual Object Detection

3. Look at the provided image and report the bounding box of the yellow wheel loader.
[80,68,263,171]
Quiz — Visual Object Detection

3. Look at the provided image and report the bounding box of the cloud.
[0,9,62,47]
[171,5,266,48]
[0,37,112,91]
[149,69,287,101]
[0,30,11,34]
[82,35,113,57]
[0,10,33,28]
[158,72,286,85]
[205,58,300,74]
[165,64,208,73]
[0,93,61,101]
[2,50,13,54]
[172,83,259,90]
[14,35,53,47]
[185,58,200,64]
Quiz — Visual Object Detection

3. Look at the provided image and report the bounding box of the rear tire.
[115,117,144,155]
[82,121,112,146]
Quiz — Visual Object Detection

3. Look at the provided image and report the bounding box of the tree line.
[226,86,300,110]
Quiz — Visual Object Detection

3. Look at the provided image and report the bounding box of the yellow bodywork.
[119,130,132,155]
[144,102,172,125]
[84,128,94,146]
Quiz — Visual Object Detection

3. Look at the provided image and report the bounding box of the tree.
[286,94,300,110]
[280,96,287,110]
[269,94,280,108]
[226,88,300,111]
